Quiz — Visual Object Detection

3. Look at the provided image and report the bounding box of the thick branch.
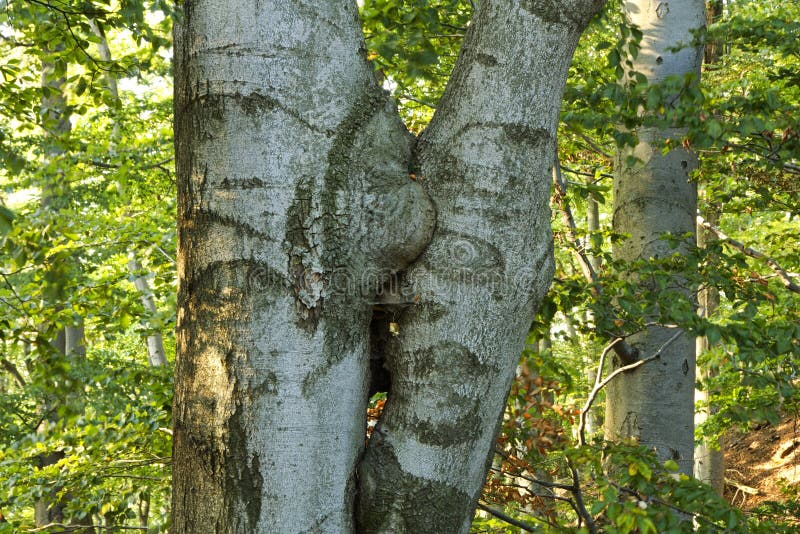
[697,214,800,294]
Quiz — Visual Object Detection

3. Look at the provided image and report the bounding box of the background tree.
[604,0,706,474]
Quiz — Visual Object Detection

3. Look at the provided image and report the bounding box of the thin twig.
[26,524,147,532]
[552,158,598,285]
[397,93,436,109]
[568,458,598,534]
[560,164,614,182]
[571,129,613,159]
[697,214,800,294]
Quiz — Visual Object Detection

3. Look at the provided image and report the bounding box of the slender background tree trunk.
[604,0,705,474]
[89,19,168,367]
[693,0,725,494]
[694,200,723,493]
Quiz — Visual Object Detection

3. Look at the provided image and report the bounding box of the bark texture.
[173,2,433,531]
[357,2,604,531]
[605,0,705,474]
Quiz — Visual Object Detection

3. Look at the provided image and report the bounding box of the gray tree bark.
[172,1,603,532]
[693,0,725,494]
[604,0,705,474]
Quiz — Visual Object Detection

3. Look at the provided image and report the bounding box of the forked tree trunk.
[172,1,604,532]
[604,0,705,474]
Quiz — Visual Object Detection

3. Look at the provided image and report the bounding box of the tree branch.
[476,502,537,532]
[568,458,598,534]
[0,358,27,387]
[696,214,800,294]
[578,330,685,446]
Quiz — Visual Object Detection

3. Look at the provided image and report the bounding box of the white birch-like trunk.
[89,20,168,367]
[604,0,705,474]
[173,1,603,531]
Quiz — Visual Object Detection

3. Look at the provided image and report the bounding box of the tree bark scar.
[283,83,387,334]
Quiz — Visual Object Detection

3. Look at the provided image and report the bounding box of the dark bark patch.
[475,52,498,66]
[196,207,273,242]
[285,176,325,333]
[357,435,472,533]
[519,0,605,28]
[501,123,551,149]
[224,402,264,532]
[195,259,288,297]
[386,341,497,445]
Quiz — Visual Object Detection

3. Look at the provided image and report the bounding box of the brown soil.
[725,413,800,511]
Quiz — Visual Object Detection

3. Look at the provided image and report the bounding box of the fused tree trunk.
[173,1,603,532]
[604,0,705,474]
[90,20,168,367]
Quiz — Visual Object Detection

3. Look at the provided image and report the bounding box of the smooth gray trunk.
[604,0,705,474]
[173,1,603,532]
[358,1,602,530]
[694,202,723,493]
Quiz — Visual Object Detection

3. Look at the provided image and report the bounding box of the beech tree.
[604,0,705,474]
[172,0,605,531]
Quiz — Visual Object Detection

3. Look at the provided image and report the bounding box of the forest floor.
[724,412,800,523]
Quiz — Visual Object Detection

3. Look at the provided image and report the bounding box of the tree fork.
[173,1,603,532]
